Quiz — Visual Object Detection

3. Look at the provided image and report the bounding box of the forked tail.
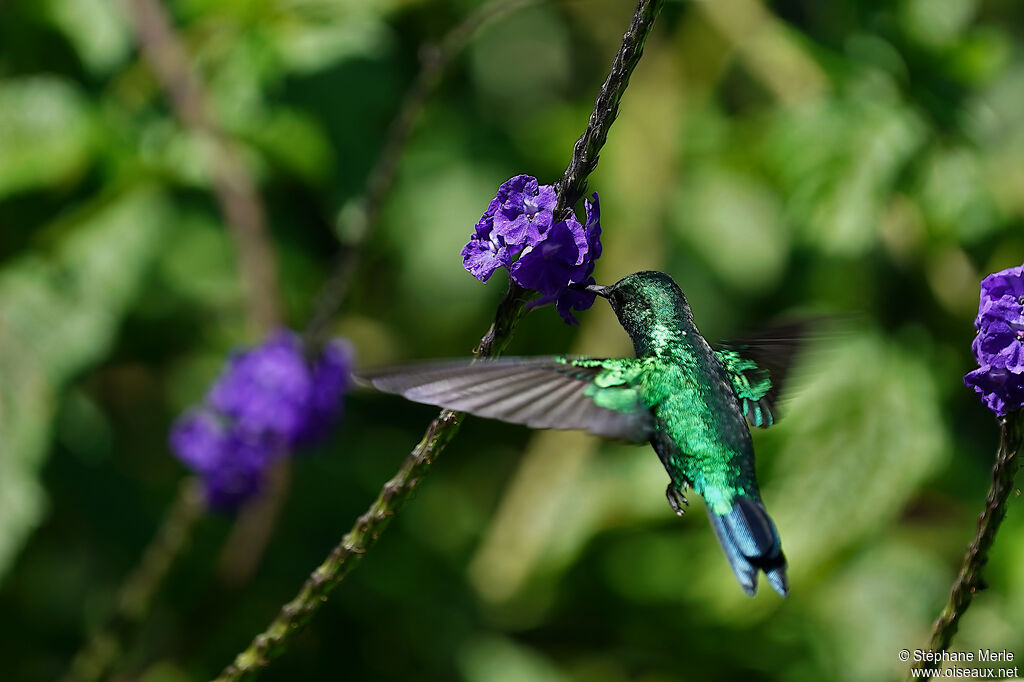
[706,496,788,597]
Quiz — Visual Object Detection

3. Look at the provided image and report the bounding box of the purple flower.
[170,409,230,472]
[972,280,1024,373]
[972,311,1024,374]
[553,276,598,326]
[512,193,602,324]
[209,331,313,443]
[493,174,557,246]
[510,218,585,297]
[293,338,355,446]
[979,265,1024,307]
[965,366,1024,417]
[965,265,1024,416]
[462,176,603,325]
[462,198,510,283]
[169,409,278,511]
[170,330,355,511]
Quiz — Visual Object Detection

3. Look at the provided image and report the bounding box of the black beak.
[585,284,613,298]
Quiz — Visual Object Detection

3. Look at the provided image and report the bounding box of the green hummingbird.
[364,270,805,597]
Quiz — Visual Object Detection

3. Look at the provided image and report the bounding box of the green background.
[1,0,1023,680]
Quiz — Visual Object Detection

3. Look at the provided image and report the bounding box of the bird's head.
[582,271,692,342]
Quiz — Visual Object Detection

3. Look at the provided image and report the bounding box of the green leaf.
[915,144,1000,243]
[900,0,977,49]
[0,188,172,582]
[458,635,569,682]
[0,77,96,198]
[156,209,243,309]
[468,4,570,120]
[235,108,334,184]
[671,166,788,291]
[806,539,950,681]
[268,1,391,74]
[42,0,133,75]
[764,332,949,579]
[764,76,927,255]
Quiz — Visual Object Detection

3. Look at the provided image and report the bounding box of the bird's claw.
[666,484,689,516]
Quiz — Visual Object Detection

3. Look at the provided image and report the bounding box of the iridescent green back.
[600,272,758,514]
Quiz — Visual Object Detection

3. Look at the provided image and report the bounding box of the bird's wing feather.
[360,357,654,443]
[715,321,811,429]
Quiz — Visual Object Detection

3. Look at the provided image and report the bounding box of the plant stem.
[64,2,285,676]
[129,0,291,588]
[909,410,1023,680]
[214,2,666,679]
[62,479,204,682]
[129,0,283,332]
[555,0,665,215]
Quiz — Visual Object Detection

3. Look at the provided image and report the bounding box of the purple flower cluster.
[461,175,602,324]
[170,331,353,511]
[964,265,1024,416]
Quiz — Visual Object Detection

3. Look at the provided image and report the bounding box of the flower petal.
[509,220,580,296]
[554,277,598,325]
[462,237,506,283]
[208,331,313,440]
[980,265,1024,305]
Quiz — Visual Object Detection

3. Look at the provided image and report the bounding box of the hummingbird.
[363,270,805,597]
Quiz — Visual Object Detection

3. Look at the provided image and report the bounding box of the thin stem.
[216,458,293,586]
[128,0,283,332]
[304,0,538,350]
[128,0,289,590]
[64,0,286,675]
[62,479,204,682]
[555,0,665,216]
[909,410,1024,680]
[214,2,666,679]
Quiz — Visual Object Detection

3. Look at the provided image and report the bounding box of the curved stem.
[909,410,1024,680]
[130,0,289,588]
[62,479,204,682]
[130,0,283,331]
[555,0,665,216]
[64,0,286,673]
[215,2,666,679]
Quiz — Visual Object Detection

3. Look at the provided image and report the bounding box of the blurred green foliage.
[1,0,1023,680]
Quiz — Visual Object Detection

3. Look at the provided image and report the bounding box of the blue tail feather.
[706,496,788,597]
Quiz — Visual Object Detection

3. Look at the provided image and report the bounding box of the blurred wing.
[360,357,653,443]
[716,321,811,428]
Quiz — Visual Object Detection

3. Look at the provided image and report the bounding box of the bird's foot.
[666,484,689,516]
